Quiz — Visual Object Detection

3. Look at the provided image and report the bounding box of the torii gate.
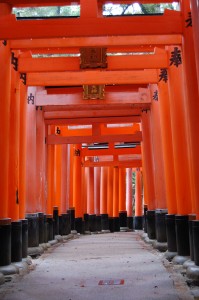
[0,0,199,278]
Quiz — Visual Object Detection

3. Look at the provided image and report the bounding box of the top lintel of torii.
[0,0,178,7]
[0,0,182,40]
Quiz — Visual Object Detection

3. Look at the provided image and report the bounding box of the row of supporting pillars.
[140,0,199,268]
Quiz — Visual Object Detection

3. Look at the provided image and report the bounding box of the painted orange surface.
[113,167,119,217]
[158,75,177,214]
[167,46,192,215]
[72,144,82,218]
[100,167,108,214]
[135,169,143,217]
[119,168,126,212]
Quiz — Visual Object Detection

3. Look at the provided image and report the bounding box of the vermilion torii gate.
[0,0,199,281]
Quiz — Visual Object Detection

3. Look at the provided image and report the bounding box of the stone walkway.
[0,232,194,300]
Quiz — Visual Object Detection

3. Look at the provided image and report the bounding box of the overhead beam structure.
[18,50,168,72]
[0,10,182,40]
[36,88,150,106]
[10,35,182,50]
[47,131,142,144]
[27,70,159,86]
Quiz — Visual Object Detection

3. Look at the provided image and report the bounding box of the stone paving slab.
[0,232,194,300]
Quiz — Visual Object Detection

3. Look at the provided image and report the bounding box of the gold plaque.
[83,85,105,100]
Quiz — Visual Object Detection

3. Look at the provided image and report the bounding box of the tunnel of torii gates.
[0,0,199,272]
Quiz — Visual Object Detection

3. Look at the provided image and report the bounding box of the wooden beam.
[27,69,158,86]
[45,115,141,124]
[82,146,141,157]
[36,88,150,106]
[0,11,182,40]
[47,131,142,144]
[10,35,182,50]
[45,115,141,125]
[18,51,168,72]
[82,159,142,168]
[58,123,140,137]
[44,85,147,94]
[2,0,177,7]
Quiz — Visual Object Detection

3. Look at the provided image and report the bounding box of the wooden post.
[113,167,119,218]
[19,77,27,219]
[72,144,82,218]
[0,4,12,218]
[141,111,156,210]
[25,87,37,213]
[107,167,114,217]
[135,169,142,217]
[119,168,126,212]
[167,46,192,215]
[100,167,108,215]
[60,145,67,214]
[47,126,55,215]
[126,168,133,217]
[189,0,199,88]
[8,61,20,221]
[181,0,199,219]
[150,84,167,210]
[87,167,94,215]
[36,105,46,213]
[54,145,62,210]
[94,167,101,215]
[158,74,177,215]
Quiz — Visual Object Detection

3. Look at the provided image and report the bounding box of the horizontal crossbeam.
[47,131,142,144]
[27,69,158,86]
[0,11,182,40]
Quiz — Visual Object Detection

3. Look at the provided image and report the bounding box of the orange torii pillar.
[158,72,177,255]
[36,104,46,245]
[181,0,199,267]
[53,144,62,236]
[107,167,114,232]
[19,78,28,259]
[100,167,109,232]
[126,168,133,230]
[72,144,83,233]
[189,0,199,88]
[113,166,120,232]
[150,84,168,246]
[60,144,71,236]
[67,144,75,231]
[25,87,40,249]
[8,62,23,264]
[46,125,55,241]
[87,167,95,232]
[94,167,101,232]
[0,6,12,267]
[134,168,143,230]
[167,45,192,260]
[141,110,156,240]
[119,168,128,231]
[83,167,90,232]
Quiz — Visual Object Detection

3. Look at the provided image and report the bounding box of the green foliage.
[13,5,80,17]
[13,3,176,17]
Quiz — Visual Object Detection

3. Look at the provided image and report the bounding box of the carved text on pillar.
[27,93,34,104]
[74,149,81,156]
[153,90,158,101]
[159,69,168,83]
[185,12,192,27]
[80,47,107,68]
[169,47,182,68]
[11,52,18,71]
[20,73,26,85]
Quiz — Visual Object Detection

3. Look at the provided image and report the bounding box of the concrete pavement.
[0,232,194,300]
